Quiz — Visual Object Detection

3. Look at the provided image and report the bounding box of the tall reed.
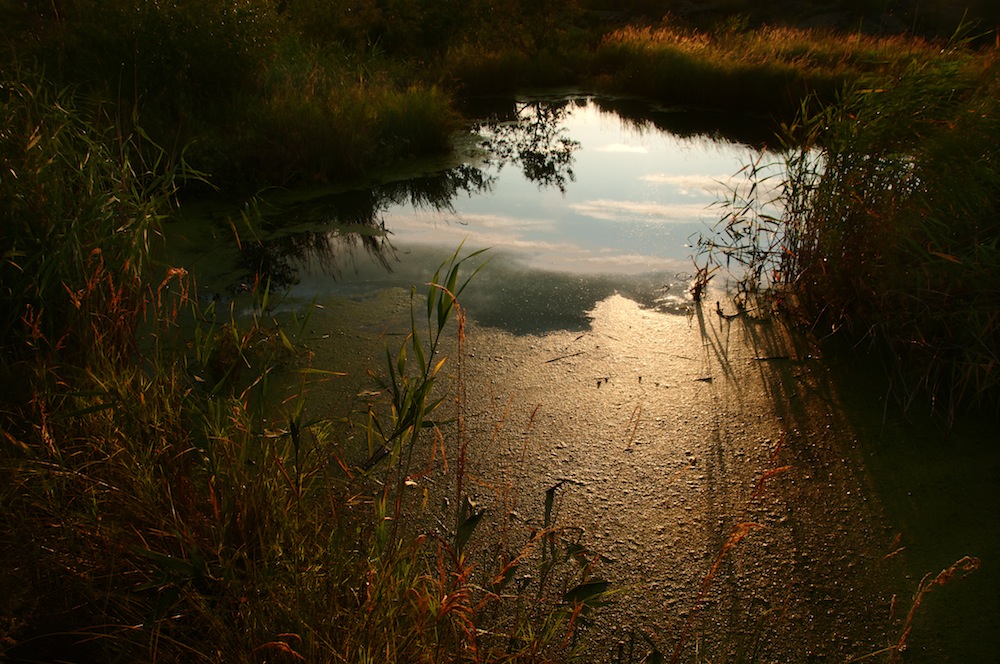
[698,49,1000,415]
[0,66,188,372]
[1,70,605,657]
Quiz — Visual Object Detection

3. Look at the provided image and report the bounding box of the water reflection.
[473,98,581,193]
[237,227,395,292]
[270,166,494,228]
[205,95,772,334]
[592,97,777,148]
[459,259,692,335]
[238,164,495,291]
[236,104,583,292]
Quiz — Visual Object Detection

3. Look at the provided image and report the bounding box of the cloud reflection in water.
[216,96,777,333]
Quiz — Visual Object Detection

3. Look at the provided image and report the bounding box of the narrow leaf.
[563,579,611,607]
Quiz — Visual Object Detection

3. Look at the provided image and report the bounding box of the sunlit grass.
[593,24,947,114]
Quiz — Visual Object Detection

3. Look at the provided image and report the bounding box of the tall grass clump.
[1,66,191,658]
[1,68,604,660]
[698,50,1000,416]
[0,67,181,377]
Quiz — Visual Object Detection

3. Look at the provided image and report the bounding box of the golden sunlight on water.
[457,294,901,660]
[180,92,996,661]
[296,289,935,661]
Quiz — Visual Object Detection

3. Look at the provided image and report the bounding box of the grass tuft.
[698,50,1000,417]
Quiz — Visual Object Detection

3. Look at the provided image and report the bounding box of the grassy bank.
[1,69,607,661]
[7,1,994,188]
[588,24,946,116]
[698,50,1000,417]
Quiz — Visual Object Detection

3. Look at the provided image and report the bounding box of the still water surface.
[174,95,776,332]
[168,95,998,662]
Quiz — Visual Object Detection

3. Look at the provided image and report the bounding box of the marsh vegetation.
[2,0,998,661]
[697,51,1000,415]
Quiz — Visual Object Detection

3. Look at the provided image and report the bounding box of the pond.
[172,94,780,332]
[166,94,999,662]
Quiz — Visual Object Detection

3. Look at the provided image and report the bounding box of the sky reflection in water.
[385,97,762,276]
[244,96,778,334]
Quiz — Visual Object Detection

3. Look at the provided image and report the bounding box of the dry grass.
[593,23,945,115]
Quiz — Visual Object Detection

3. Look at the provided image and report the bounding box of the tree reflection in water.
[473,98,581,193]
[235,164,493,291]
[234,101,581,291]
